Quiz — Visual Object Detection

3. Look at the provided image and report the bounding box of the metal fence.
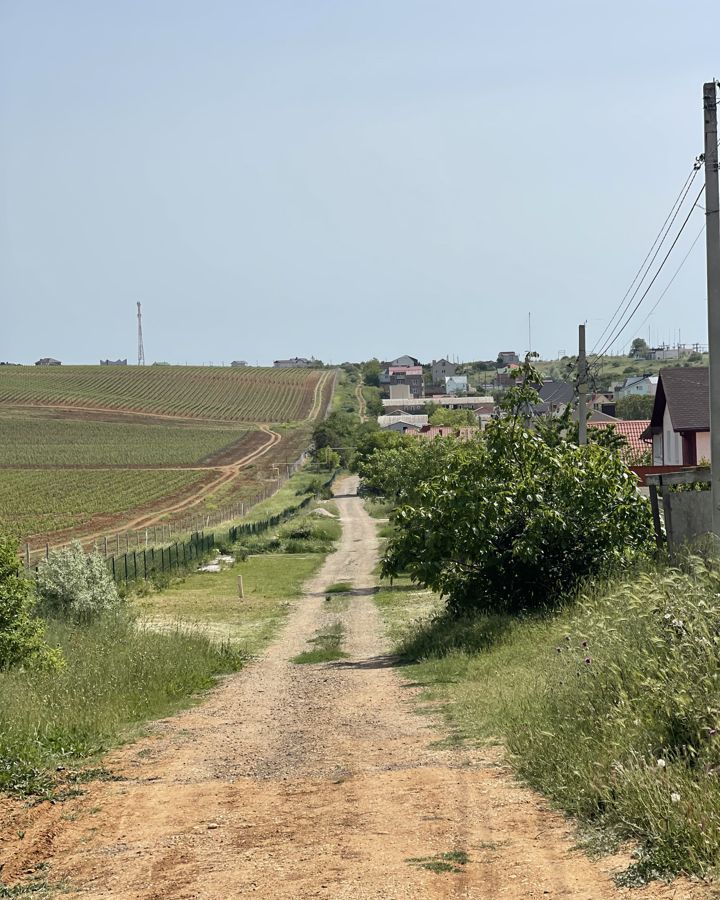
[104,472,335,585]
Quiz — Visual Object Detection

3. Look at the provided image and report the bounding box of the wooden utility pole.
[578,324,588,445]
[704,81,720,537]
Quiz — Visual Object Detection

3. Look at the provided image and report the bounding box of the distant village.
[364,348,710,473]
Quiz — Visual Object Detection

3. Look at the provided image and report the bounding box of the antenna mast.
[137,302,145,366]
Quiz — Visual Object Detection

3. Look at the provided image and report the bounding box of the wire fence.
[30,470,336,586]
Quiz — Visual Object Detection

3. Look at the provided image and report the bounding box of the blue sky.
[1,1,716,365]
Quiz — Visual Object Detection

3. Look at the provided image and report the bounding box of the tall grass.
[0,613,243,796]
[379,560,720,880]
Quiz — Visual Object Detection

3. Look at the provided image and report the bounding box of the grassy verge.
[375,560,720,882]
[0,614,243,798]
[1,486,340,801]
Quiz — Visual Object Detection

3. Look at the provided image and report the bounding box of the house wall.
[652,433,663,465]
[431,360,456,382]
[389,384,411,400]
[697,431,711,463]
[391,355,417,367]
[662,407,683,465]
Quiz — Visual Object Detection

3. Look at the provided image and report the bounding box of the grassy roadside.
[375,558,720,882]
[0,474,340,801]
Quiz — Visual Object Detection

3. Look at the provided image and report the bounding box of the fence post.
[45,543,49,559]
[132,550,137,581]
[111,556,116,580]
[25,543,30,570]
[124,554,128,582]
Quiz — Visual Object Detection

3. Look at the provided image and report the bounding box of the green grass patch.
[136,552,324,652]
[292,622,348,664]
[364,498,394,519]
[0,613,243,798]
[406,850,469,874]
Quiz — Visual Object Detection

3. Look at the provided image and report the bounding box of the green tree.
[362,357,654,615]
[361,359,382,387]
[36,542,121,623]
[428,407,476,426]
[316,447,341,471]
[0,534,59,670]
[630,338,649,358]
[615,394,654,420]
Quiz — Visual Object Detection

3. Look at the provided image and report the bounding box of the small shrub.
[36,542,120,623]
[0,534,58,671]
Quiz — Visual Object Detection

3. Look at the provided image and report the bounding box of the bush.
[367,357,655,614]
[36,542,120,623]
[0,534,58,671]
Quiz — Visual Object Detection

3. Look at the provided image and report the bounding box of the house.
[497,351,520,366]
[591,392,616,417]
[472,403,497,427]
[388,355,420,367]
[389,384,411,400]
[431,358,456,382]
[273,357,311,368]
[389,366,424,399]
[231,360,248,367]
[35,358,61,366]
[100,358,128,366]
[532,380,574,415]
[587,420,651,463]
[642,367,709,466]
[377,414,428,433]
[414,425,480,441]
[445,375,468,395]
[616,375,658,398]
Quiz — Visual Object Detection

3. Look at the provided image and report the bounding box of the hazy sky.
[1,1,716,365]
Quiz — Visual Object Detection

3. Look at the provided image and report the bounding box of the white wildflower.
[657,758,666,768]
[671,792,681,803]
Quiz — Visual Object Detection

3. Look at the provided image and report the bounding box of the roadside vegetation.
[0,465,341,801]
[364,357,720,882]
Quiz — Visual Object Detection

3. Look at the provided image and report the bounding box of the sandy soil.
[0,477,708,898]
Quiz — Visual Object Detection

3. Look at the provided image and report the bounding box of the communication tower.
[137,302,145,366]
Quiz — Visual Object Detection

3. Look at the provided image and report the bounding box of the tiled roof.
[415,426,480,440]
[588,419,651,455]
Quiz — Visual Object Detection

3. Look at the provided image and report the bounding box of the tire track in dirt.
[0,477,705,899]
[355,383,367,422]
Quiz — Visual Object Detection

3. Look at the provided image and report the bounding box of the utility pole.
[137,302,145,366]
[578,324,587,445]
[704,81,720,537]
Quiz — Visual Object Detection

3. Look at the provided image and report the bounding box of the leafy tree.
[361,359,382,387]
[312,411,357,465]
[316,447,341,470]
[630,338,649,358]
[36,542,120,623]
[363,357,654,615]
[428,407,476,426]
[0,534,59,670]
[687,351,703,363]
[615,395,654,420]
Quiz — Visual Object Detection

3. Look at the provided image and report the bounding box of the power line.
[632,223,705,341]
[590,184,704,366]
[590,161,702,357]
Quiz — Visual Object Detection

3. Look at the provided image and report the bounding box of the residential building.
[642,367,709,466]
[532,380,574,416]
[389,366,424,399]
[377,414,428,433]
[414,425,480,441]
[273,357,311,368]
[382,395,493,414]
[431,358,456,382]
[100,358,128,366]
[389,384,411,400]
[388,354,420,367]
[231,360,248,367]
[616,375,658,398]
[445,375,468,395]
[35,358,61,366]
[497,351,520,366]
[588,420,651,464]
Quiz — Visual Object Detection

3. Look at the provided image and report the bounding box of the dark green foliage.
[615,394,654,420]
[365,358,655,614]
[0,534,58,671]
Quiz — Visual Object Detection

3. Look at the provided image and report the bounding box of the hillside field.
[0,366,335,547]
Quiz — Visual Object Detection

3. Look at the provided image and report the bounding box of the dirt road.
[0,478,703,898]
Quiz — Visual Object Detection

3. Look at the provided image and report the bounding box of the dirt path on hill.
[355,383,367,422]
[0,477,706,899]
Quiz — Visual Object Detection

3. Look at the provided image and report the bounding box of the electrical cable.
[589,161,702,357]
